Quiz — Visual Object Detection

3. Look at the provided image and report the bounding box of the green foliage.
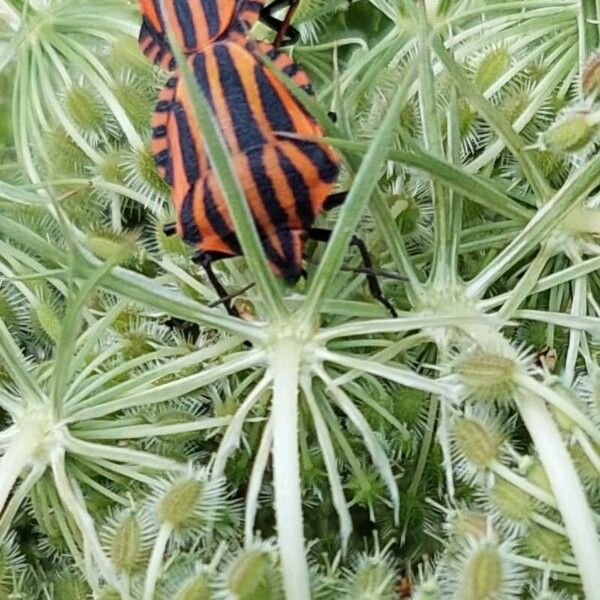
[0,0,599,598]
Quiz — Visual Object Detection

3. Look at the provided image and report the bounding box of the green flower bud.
[522,523,570,563]
[474,47,511,92]
[452,415,504,475]
[65,85,105,135]
[223,547,282,599]
[543,110,600,153]
[487,479,536,528]
[174,570,214,600]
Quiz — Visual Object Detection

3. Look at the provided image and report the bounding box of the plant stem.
[0,433,35,515]
[579,0,599,64]
[244,418,273,546]
[299,61,418,323]
[467,150,600,299]
[516,393,600,600]
[143,524,171,600]
[51,447,122,593]
[270,337,310,600]
[431,32,552,201]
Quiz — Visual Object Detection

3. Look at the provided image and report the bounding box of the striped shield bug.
[138,0,302,70]
[140,0,397,318]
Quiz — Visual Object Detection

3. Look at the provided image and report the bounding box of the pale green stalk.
[244,417,273,546]
[270,338,309,600]
[142,524,171,600]
[516,393,600,600]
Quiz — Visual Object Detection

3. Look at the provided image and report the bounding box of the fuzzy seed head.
[46,127,89,175]
[412,579,440,600]
[98,587,121,600]
[101,508,152,575]
[136,145,170,195]
[543,110,600,153]
[452,343,523,403]
[441,538,524,600]
[487,479,536,529]
[173,570,214,600]
[461,543,503,600]
[0,535,26,596]
[582,53,600,99]
[108,37,156,81]
[112,514,141,571]
[88,230,139,264]
[522,524,570,563]
[570,444,600,492]
[452,416,503,474]
[474,47,511,92]
[223,547,282,599]
[159,479,203,527]
[151,470,228,539]
[98,150,127,185]
[344,553,397,600]
[34,301,62,343]
[520,457,552,496]
[65,85,105,134]
[113,80,153,131]
[447,509,487,541]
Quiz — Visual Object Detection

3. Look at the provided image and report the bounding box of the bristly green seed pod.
[46,127,90,175]
[474,47,511,92]
[221,545,283,599]
[486,479,536,533]
[150,470,228,541]
[87,229,139,265]
[108,37,157,82]
[152,213,189,256]
[412,579,440,600]
[522,523,570,564]
[50,568,91,600]
[570,444,600,493]
[451,342,530,403]
[64,85,107,138]
[0,284,23,334]
[97,586,122,600]
[519,457,553,496]
[542,109,600,153]
[451,413,505,480]
[98,150,128,185]
[343,551,397,599]
[441,537,524,600]
[582,52,600,99]
[33,300,62,344]
[160,480,204,527]
[100,508,152,575]
[173,569,214,600]
[545,378,584,433]
[121,145,170,212]
[112,78,154,132]
[447,509,487,541]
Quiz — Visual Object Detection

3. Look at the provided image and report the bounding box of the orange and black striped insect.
[139,0,397,317]
[138,0,303,71]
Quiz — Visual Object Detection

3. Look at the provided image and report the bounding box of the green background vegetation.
[0,0,599,598]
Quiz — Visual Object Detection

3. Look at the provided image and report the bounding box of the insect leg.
[163,222,177,236]
[192,250,241,319]
[323,191,347,210]
[308,227,398,317]
[259,0,301,47]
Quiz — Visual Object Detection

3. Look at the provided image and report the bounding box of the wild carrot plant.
[0,0,599,598]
